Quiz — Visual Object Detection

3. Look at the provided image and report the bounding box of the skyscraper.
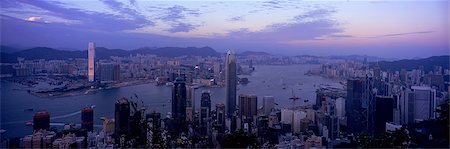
[200,91,211,136]
[225,50,237,118]
[115,97,130,143]
[374,96,394,134]
[346,77,376,134]
[238,94,258,124]
[411,86,437,120]
[172,76,187,134]
[346,78,365,134]
[215,103,226,133]
[88,42,95,82]
[81,107,94,132]
[33,111,50,131]
[263,96,275,115]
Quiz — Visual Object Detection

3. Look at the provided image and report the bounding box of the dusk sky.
[1,0,448,58]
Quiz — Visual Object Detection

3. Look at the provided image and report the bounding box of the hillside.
[239,51,271,56]
[0,46,220,63]
[371,55,449,72]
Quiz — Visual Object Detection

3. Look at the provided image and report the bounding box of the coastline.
[21,79,157,98]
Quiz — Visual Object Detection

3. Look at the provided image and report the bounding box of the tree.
[220,130,259,148]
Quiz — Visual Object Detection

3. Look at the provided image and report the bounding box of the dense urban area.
[0,42,449,148]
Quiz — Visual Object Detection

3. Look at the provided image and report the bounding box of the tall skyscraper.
[172,76,187,134]
[186,86,196,122]
[81,107,94,132]
[200,91,211,136]
[225,50,237,118]
[88,42,95,82]
[346,78,376,134]
[374,96,394,134]
[115,97,130,143]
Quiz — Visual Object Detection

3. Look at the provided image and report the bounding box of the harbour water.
[0,64,341,138]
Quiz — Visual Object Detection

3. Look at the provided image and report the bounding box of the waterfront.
[0,64,341,138]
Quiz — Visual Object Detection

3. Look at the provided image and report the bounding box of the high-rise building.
[186,86,196,122]
[293,111,306,134]
[115,97,130,142]
[238,94,258,124]
[215,103,226,133]
[346,78,375,134]
[281,109,293,124]
[374,96,394,134]
[399,89,415,124]
[33,111,50,131]
[97,62,120,83]
[81,107,94,132]
[88,42,95,82]
[213,62,221,81]
[200,91,211,136]
[172,76,187,134]
[263,96,275,115]
[225,50,237,118]
[335,97,345,118]
[147,111,161,130]
[411,86,437,121]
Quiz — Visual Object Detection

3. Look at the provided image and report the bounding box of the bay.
[0,64,341,138]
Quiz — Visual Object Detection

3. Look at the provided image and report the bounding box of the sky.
[0,0,448,58]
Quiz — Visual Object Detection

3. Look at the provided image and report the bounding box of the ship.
[289,89,300,100]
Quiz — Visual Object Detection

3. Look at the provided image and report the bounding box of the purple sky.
[1,0,448,58]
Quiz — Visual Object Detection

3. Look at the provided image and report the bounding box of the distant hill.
[329,55,396,62]
[12,47,86,60]
[0,46,220,63]
[371,55,449,72]
[239,51,271,56]
[133,46,220,57]
[0,45,22,53]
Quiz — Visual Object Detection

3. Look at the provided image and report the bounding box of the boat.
[25,121,33,126]
[165,82,174,86]
[289,89,300,100]
[24,108,34,112]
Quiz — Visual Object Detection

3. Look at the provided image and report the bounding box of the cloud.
[160,5,200,22]
[371,31,434,38]
[167,23,196,33]
[100,0,153,26]
[7,0,149,31]
[24,16,42,22]
[294,8,336,22]
[229,16,244,22]
[327,34,354,38]
[129,0,136,5]
[227,19,342,42]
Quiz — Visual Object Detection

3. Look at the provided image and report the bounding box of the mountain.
[132,46,220,57]
[0,46,220,63]
[12,47,86,60]
[0,45,22,53]
[371,55,449,72]
[329,55,396,62]
[239,51,271,56]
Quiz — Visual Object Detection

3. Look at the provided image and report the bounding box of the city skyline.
[1,0,448,58]
[0,0,449,148]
